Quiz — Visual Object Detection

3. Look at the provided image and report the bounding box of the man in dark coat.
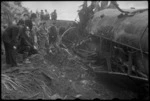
[17,26,38,63]
[19,13,36,32]
[78,1,87,27]
[2,24,21,67]
[21,13,37,48]
[51,10,57,21]
[78,1,94,33]
[40,10,44,20]
[23,14,33,31]
[48,25,58,48]
[45,9,50,20]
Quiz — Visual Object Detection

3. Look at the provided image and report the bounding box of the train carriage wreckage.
[61,2,149,99]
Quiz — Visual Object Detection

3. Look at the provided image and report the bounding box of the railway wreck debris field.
[1,1,149,100]
[1,47,138,100]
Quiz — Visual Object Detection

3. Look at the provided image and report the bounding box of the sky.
[22,1,148,21]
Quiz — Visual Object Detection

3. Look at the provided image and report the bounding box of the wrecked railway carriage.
[84,8,148,76]
[61,8,148,99]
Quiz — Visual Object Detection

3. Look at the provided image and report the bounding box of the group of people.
[77,1,128,33]
[2,1,124,69]
[1,1,96,68]
[36,9,57,21]
[77,1,95,33]
[1,11,65,68]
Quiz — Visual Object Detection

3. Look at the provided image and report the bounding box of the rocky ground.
[1,47,138,100]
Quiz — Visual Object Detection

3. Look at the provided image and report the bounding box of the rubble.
[1,45,139,100]
[1,1,148,100]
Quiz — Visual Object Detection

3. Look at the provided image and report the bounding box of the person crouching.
[17,26,38,63]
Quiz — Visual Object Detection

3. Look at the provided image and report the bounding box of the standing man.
[48,24,58,49]
[45,9,50,20]
[30,13,38,48]
[2,23,22,67]
[23,13,35,47]
[21,13,37,31]
[51,10,57,23]
[36,10,39,18]
[78,1,94,33]
[37,22,49,55]
[40,10,44,21]
[78,1,88,24]
[78,1,87,29]
[32,23,39,49]
[23,14,33,31]
[24,13,37,40]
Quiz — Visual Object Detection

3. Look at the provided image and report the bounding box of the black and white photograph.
[1,1,149,100]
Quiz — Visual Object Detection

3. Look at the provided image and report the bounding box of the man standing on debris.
[36,10,39,18]
[30,13,38,49]
[78,1,88,30]
[37,22,49,55]
[32,23,39,49]
[23,13,37,48]
[51,10,57,22]
[2,21,22,67]
[48,23,58,49]
[45,9,50,20]
[78,1,95,33]
[40,10,44,21]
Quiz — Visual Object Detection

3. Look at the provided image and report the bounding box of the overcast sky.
[22,1,148,21]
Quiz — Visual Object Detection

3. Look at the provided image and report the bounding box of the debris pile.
[2,45,138,100]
